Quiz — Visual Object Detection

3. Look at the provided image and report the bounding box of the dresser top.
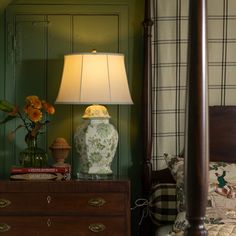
[0,178,130,193]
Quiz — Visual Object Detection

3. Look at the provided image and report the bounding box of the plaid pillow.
[149,183,177,225]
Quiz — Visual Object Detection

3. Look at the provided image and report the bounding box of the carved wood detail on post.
[184,0,209,235]
[142,0,153,195]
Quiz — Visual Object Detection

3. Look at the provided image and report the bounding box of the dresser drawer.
[0,216,127,236]
[0,193,126,215]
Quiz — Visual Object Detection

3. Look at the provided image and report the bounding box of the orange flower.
[26,95,42,109]
[0,95,55,140]
[42,102,55,115]
[24,104,30,114]
[27,107,42,123]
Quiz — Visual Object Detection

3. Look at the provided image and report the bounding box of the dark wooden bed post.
[142,0,153,195]
[184,0,209,235]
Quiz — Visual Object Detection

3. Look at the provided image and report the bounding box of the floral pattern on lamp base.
[75,118,118,179]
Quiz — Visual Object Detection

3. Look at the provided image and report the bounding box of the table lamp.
[56,51,133,179]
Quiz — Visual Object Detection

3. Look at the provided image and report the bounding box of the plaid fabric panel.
[149,183,177,225]
[151,0,236,170]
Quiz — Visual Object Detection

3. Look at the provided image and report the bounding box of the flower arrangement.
[0,95,55,140]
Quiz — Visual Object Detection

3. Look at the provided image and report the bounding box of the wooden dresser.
[0,178,130,235]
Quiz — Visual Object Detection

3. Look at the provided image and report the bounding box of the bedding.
[205,224,236,236]
[153,224,236,236]
[171,224,236,236]
[155,224,172,236]
[164,154,236,234]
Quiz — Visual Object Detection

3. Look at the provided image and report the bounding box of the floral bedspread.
[171,224,236,236]
[205,224,236,236]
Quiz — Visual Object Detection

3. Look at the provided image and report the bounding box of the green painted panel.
[4,13,15,177]
[73,15,119,53]
[47,15,73,168]
[0,11,5,178]
[10,0,128,5]
[4,15,48,175]
[14,15,47,159]
[0,0,11,12]
[6,4,128,15]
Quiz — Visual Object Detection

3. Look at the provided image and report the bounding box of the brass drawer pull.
[47,218,51,227]
[46,195,51,204]
[0,223,11,232]
[88,198,106,207]
[0,199,11,208]
[89,223,106,233]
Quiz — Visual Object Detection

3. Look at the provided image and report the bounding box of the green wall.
[0,0,144,234]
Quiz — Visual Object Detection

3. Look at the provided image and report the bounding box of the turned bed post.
[142,0,153,195]
[184,0,209,235]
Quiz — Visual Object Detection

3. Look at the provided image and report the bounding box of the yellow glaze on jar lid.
[82,105,110,119]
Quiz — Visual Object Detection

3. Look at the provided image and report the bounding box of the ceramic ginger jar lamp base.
[75,105,118,179]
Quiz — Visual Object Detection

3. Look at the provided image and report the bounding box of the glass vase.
[19,134,48,168]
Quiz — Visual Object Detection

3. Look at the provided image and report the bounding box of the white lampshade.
[56,52,133,105]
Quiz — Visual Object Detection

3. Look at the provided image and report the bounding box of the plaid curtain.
[151,0,236,170]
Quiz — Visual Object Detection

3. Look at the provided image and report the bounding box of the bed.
[141,105,236,236]
[142,0,236,235]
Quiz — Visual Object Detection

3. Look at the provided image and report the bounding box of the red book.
[10,166,70,174]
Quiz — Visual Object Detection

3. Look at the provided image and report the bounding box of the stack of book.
[10,166,71,181]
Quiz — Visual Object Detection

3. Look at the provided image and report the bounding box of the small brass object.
[88,223,106,233]
[47,218,51,227]
[0,223,11,232]
[46,195,52,204]
[0,199,11,208]
[88,198,106,207]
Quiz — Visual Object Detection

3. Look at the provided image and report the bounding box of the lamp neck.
[90,119,109,124]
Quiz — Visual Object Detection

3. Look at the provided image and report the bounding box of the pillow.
[149,183,178,225]
[164,154,185,212]
[164,153,184,186]
[165,154,236,233]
